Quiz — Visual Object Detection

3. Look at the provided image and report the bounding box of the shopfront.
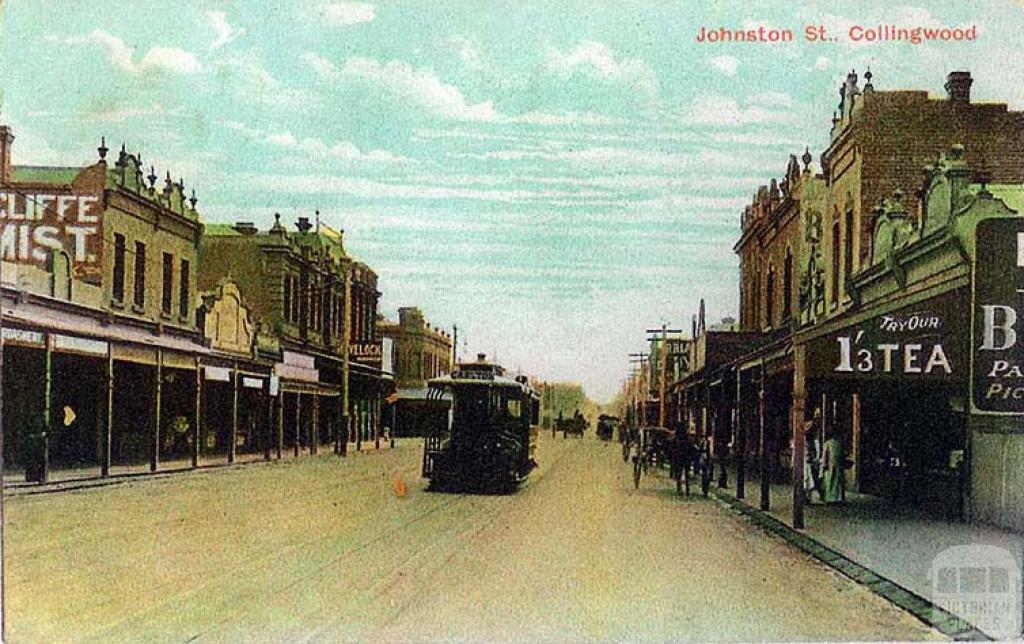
[804,289,970,516]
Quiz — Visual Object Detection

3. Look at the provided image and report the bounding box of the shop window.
[112,233,126,302]
[179,259,190,318]
[133,241,146,308]
[161,252,173,315]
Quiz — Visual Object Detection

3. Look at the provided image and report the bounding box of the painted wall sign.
[242,376,263,390]
[972,217,1024,414]
[807,291,966,381]
[0,190,103,280]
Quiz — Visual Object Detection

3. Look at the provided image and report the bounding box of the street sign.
[971,217,1024,414]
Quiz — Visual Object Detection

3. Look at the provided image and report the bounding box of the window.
[133,241,146,308]
[753,270,761,330]
[765,266,775,328]
[283,274,292,322]
[831,220,841,303]
[844,209,855,293]
[161,253,173,315]
[323,286,332,337]
[112,233,126,302]
[782,249,793,322]
[289,275,299,323]
[299,272,308,329]
[179,259,190,318]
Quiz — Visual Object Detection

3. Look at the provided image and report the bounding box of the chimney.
[0,124,13,184]
[945,71,972,104]
[232,221,258,235]
[295,216,312,233]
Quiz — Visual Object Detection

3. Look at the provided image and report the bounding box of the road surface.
[5,433,940,642]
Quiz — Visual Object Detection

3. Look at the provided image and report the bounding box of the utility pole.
[452,324,458,366]
[645,325,681,428]
[629,352,648,425]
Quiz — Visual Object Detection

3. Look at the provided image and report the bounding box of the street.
[5,433,940,643]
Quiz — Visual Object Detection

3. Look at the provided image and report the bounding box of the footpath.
[709,465,1023,640]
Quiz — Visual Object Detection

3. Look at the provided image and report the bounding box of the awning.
[2,296,210,362]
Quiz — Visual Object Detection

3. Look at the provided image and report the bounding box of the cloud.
[319,2,376,26]
[710,55,739,77]
[502,110,624,126]
[58,30,201,74]
[447,35,484,70]
[207,11,245,50]
[544,40,659,96]
[238,172,606,203]
[224,121,411,162]
[80,102,167,123]
[265,131,412,162]
[814,55,830,71]
[748,91,794,108]
[680,94,796,127]
[303,53,498,121]
[138,46,202,74]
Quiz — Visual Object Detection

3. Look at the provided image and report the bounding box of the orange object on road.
[393,477,407,498]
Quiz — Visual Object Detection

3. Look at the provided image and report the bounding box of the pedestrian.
[821,427,846,504]
[804,409,824,503]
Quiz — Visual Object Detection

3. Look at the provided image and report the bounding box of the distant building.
[378,307,453,437]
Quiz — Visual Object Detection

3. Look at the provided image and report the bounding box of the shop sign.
[52,333,108,356]
[242,376,263,390]
[971,217,1024,414]
[269,374,280,396]
[282,350,316,370]
[807,291,965,381]
[0,190,104,280]
[204,366,231,382]
[349,341,382,367]
[1,327,45,347]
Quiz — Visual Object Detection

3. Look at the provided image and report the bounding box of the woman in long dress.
[803,419,822,503]
[821,431,845,504]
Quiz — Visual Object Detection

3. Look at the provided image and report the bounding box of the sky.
[2,1,1024,401]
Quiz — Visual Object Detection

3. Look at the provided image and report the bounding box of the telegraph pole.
[646,325,681,427]
[628,352,648,426]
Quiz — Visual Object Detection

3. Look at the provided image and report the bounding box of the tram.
[422,354,540,492]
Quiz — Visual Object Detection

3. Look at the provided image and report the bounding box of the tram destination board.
[972,216,1024,414]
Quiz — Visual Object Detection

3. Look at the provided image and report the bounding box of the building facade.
[1,131,211,481]
[378,307,453,437]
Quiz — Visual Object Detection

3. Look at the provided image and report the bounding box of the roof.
[10,165,81,185]
[204,223,245,237]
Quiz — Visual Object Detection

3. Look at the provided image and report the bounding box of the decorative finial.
[98,136,109,160]
[189,189,197,209]
[147,165,157,188]
[801,146,812,171]
[179,177,185,191]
